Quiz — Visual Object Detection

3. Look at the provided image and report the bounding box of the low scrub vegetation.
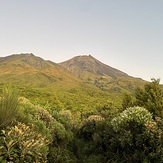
[0,79,162,162]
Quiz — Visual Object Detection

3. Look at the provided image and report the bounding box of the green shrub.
[109,106,163,162]
[111,106,153,132]
[47,146,77,163]
[0,122,49,162]
[0,85,20,129]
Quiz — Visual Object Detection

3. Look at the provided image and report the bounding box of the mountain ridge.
[0,53,146,95]
[0,53,118,108]
[59,55,129,79]
[59,54,145,93]
[0,53,82,88]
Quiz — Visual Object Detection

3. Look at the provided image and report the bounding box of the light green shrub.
[111,106,153,132]
[0,122,49,162]
[0,85,20,129]
[109,106,163,162]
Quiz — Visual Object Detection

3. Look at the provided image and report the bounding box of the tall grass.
[0,85,19,129]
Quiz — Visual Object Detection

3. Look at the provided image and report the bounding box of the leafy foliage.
[0,85,20,129]
[122,93,134,109]
[0,122,49,162]
[111,106,153,132]
[109,106,163,162]
[0,77,163,162]
[135,78,163,117]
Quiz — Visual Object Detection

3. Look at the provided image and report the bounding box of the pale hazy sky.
[1,0,163,82]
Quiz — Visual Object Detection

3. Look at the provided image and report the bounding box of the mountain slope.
[60,55,146,93]
[0,53,81,87]
[0,54,116,106]
[60,55,128,79]
[0,53,146,109]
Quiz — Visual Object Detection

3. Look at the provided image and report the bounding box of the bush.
[111,106,153,132]
[0,122,49,162]
[109,106,163,162]
[0,85,20,129]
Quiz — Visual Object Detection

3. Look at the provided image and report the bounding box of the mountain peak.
[73,54,94,59]
[0,53,145,94]
[0,53,80,87]
[60,55,128,78]
[1,53,50,70]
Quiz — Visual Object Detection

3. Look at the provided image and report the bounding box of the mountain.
[60,55,145,93]
[0,53,146,108]
[60,55,128,78]
[0,54,114,108]
[0,53,80,87]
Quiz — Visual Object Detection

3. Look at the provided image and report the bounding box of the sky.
[0,0,163,82]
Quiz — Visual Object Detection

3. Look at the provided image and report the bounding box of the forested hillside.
[0,54,162,162]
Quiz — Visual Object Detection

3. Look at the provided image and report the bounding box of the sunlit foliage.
[0,85,19,129]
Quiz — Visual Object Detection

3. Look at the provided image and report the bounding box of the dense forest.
[0,78,162,163]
